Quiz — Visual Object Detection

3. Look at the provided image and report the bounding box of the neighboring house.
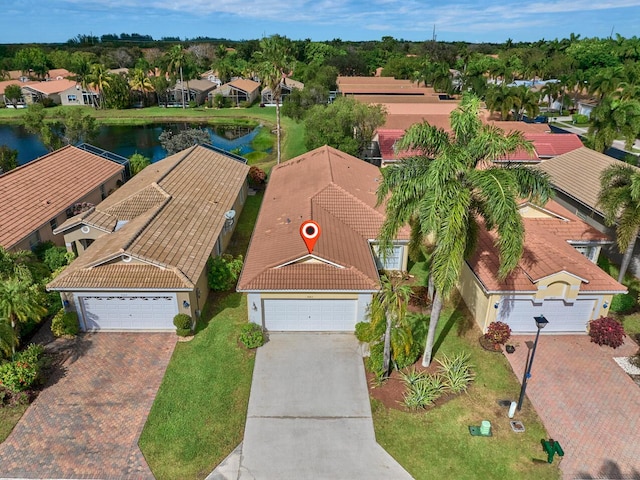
[0,145,124,252]
[200,69,222,86]
[21,79,98,106]
[210,79,261,106]
[167,79,218,106]
[261,78,304,105]
[459,200,625,334]
[47,145,250,331]
[578,101,597,118]
[237,145,410,332]
[493,133,584,164]
[0,79,31,107]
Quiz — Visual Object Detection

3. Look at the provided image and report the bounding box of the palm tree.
[376,94,552,366]
[128,68,154,106]
[0,316,18,359]
[367,275,412,378]
[166,45,187,109]
[598,164,640,282]
[513,85,540,121]
[589,66,626,100]
[0,277,46,355]
[89,63,111,109]
[253,35,296,165]
[485,84,519,120]
[588,97,640,152]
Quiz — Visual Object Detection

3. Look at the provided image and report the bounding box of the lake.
[0,123,261,165]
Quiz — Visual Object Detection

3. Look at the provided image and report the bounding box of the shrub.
[354,321,380,343]
[366,343,386,380]
[436,352,475,394]
[610,293,636,314]
[589,316,626,348]
[176,328,192,337]
[484,321,511,345]
[248,166,267,186]
[572,113,589,124]
[207,254,243,291]
[173,313,192,330]
[51,310,79,337]
[401,374,445,409]
[239,323,264,348]
[0,344,44,393]
[43,246,74,272]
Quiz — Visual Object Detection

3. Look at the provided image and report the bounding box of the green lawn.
[0,403,28,443]
[372,296,561,480]
[138,292,255,480]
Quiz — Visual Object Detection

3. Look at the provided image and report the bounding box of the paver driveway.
[0,332,176,480]
[505,335,640,480]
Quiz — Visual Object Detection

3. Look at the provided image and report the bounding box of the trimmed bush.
[173,313,192,331]
[484,321,511,345]
[239,323,264,349]
[51,309,80,337]
[0,344,45,393]
[207,254,244,291]
[176,328,192,337]
[248,166,267,186]
[572,113,589,124]
[589,316,626,348]
[610,293,636,314]
[355,321,380,343]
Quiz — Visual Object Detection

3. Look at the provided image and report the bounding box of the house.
[0,79,32,107]
[261,78,304,105]
[493,133,584,164]
[0,145,124,252]
[237,145,410,332]
[47,145,250,331]
[458,200,625,334]
[167,79,218,106]
[211,79,261,107]
[21,79,98,106]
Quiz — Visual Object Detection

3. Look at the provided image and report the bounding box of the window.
[371,244,404,271]
[28,231,41,250]
[67,94,77,102]
[50,218,58,230]
[574,245,599,263]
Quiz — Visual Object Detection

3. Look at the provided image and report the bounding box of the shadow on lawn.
[432,294,475,357]
[194,291,243,334]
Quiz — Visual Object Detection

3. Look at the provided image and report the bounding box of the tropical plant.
[367,275,412,379]
[483,321,511,345]
[436,352,475,394]
[401,373,446,409]
[0,316,18,358]
[51,309,79,337]
[129,153,151,175]
[598,164,640,282]
[128,67,154,106]
[253,35,296,164]
[88,63,111,109]
[239,323,265,349]
[588,97,640,152]
[588,316,626,348]
[207,254,244,291]
[376,93,552,366]
[0,277,47,356]
[165,45,190,109]
[0,145,18,174]
[4,84,23,108]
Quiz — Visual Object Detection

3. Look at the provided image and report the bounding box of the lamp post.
[517,315,548,411]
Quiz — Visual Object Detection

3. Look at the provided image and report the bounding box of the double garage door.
[498,298,597,333]
[263,299,357,331]
[79,294,178,331]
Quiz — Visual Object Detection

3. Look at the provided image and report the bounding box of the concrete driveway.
[0,332,176,479]
[505,335,640,480]
[238,333,412,480]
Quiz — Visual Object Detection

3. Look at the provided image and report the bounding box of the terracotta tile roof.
[468,200,625,294]
[237,145,409,292]
[382,114,451,131]
[537,147,632,214]
[0,79,35,94]
[49,264,191,290]
[49,146,249,291]
[0,145,124,249]
[377,129,420,161]
[23,79,77,95]
[495,133,584,163]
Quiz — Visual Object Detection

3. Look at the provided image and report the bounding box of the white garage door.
[263,299,357,331]
[79,294,178,331]
[498,298,597,333]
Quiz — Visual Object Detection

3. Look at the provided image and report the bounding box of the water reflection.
[0,122,260,165]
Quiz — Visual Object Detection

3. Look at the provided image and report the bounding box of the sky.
[2,0,640,45]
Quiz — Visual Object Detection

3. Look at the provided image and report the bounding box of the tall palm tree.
[367,275,412,378]
[0,316,18,359]
[376,93,552,366]
[485,84,519,120]
[589,66,626,100]
[128,68,154,106]
[253,35,295,164]
[89,63,111,109]
[0,277,46,355]
[588,97,640,152]
[513,85,540,121]
[166,45,187,109]
[598,164,640,282]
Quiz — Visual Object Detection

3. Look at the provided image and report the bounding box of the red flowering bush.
[248,166,266,186]
[588,316,626,349]
[484,321,512,345]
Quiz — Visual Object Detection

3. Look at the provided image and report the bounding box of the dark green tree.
[0,145,18,174]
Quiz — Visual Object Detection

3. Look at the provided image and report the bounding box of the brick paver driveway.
[505,335,640,480]
[0,333,176,479]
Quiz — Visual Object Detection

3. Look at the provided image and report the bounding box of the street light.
[517,315,548,411]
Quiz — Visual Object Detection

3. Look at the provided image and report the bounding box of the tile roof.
[494,133,584,163]
[0,79,35,95]
[226,79,260,94]
[536,147,632,214]
[22,79,78,95]
[468,200,625,294]
[237,145,409,292]
[0,145,124,249]
[48,146,249,291]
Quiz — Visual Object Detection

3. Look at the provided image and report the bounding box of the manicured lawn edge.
[371,297,561,480]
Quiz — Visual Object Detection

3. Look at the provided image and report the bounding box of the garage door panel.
[79,295,178,331]
[263,299,357,331]
[498,298,596,333]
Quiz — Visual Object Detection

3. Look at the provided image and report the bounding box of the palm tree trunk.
[383,314,392,378]
[618,232,638,283]
[422,290,443,367]
[427,273,435,302]
[275,100,282,164]
[180,67,185,109]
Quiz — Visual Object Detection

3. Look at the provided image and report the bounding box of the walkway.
[0,333,176,479]
[217,333,413,480]
[504,335,640,480]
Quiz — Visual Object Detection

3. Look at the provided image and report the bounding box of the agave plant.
[436,352,475,394]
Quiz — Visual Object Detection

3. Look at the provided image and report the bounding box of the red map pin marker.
[300,220,321,253]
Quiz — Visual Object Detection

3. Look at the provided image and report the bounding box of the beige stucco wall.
[458,263,493,332]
